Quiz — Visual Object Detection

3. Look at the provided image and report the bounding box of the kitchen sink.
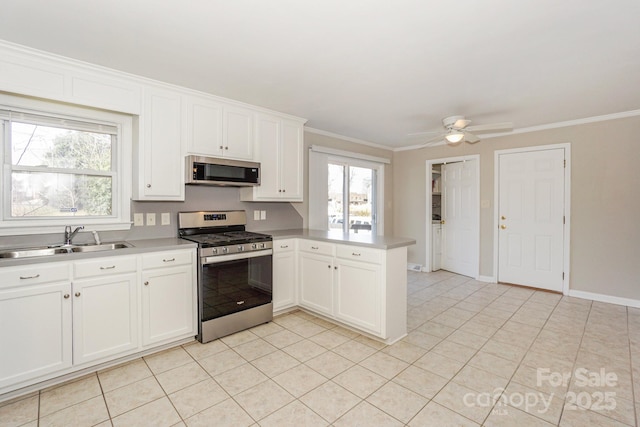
[70,242,132,253]
[0,242,133,259]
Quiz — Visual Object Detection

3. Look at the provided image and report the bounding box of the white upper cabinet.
[133,86,184,201]
[222,105,254,160]
[184,97,254,160]
[183,95,223,156]
[0,43,141,114]
[240,114,305,202]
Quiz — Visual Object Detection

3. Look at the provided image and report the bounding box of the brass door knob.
[500,224,507,229]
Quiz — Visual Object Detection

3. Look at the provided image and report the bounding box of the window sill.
[0,221,132,236]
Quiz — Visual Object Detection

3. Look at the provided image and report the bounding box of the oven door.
[200,250,273,322]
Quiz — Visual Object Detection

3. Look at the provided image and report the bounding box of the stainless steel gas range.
[178,210,273,343]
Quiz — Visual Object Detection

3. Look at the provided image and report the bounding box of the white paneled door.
[441,160,479,278]
[498,148,565,291]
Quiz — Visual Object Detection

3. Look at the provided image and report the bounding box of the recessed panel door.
[498,148,565,291]
[441,160,479,277]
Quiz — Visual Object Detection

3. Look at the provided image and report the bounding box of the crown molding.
[304,127,392,151]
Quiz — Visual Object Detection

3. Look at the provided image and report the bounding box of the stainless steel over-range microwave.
[185,155,260,186]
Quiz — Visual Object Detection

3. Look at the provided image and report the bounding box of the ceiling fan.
[411,115,513,147]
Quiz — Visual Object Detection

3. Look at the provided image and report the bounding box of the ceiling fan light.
[445,131,464,143]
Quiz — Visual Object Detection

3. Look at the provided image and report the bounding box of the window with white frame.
[309,146,387,235]
[0,95,132,235]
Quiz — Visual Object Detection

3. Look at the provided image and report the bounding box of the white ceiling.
[1,0,639,149]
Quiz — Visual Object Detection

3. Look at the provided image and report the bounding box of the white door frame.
[425,154,480,277]
[493,143,571,295]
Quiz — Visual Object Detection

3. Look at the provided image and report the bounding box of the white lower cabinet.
[0,247,196,396]
[297,240,389,338]
[334,258,381,335]
[0,279,72,390]
[273,239,296,312]
[72,273,138,365]
[141,251,196,346]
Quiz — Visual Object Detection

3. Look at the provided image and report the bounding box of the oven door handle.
[203,249,273,264]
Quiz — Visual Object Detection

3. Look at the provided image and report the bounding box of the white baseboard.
[477,275,496,283]
[568,290,640,308]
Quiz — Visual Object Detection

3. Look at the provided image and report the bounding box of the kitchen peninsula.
[265,229,415,344]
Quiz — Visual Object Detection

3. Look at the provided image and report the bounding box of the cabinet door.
[254,114,281,198]
[334,259,381,334]
[223,106,254,160]
[142,265,194,346]
[280,119,304,201]
[72,274,138,365]
[298,252,333,316]
[0,283,72,389]
[184,96,223,156]
[138,87,184,200]
[273,250,296,311]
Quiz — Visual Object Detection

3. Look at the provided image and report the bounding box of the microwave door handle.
[203,249,273,264]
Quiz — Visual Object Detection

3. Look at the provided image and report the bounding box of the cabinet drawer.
[74,256,137,279]
[298,240,335,256]
[336,244,381,264]
[0,263,69,288]
[273,239,295,253]
[142,250,192,269]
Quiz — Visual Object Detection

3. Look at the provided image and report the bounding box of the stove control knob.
[212,248,218,254]
[251,243,257,250]
[237,245,244,252]
[259,243,266,249]
[222,247,229,254]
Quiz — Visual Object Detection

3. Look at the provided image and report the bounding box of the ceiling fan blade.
[465,132,480,143]
[453,119,471,129]
[420,134,446,146]
[465,122,513,133]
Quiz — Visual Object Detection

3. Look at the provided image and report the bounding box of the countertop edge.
[260,229,416,250]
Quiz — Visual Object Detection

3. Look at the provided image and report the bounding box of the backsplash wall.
[0,186,303,248]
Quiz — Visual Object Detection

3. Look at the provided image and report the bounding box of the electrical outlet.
[254,210,260,221]
[161,212,170,225]
[133,213,144,226]
[146,213,156,226]
[260,210,266,220]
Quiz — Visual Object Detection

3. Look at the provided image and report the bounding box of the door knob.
[500,224,507,229]
[440,220,445,225]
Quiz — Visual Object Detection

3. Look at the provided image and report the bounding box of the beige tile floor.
[1,270,639,426]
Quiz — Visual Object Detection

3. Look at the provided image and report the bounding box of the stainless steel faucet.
[64,225,84,245]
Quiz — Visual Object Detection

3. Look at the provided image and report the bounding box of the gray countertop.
[261,229,416,250]
[0,238,197,268]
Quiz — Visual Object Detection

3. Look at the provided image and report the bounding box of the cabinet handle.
[19,274,40,280]
[75,292,81,297]
[282,189,285,193]
[327,265,331,269]
[219,145,224,150]
[237,300,245,305]
[334,266,338,270]
[352,253,361,257]
[144,281,149,286]
[225,146,229,150]
[163,258,175,263]
[278,189,282,193]
[64,294,70,299]
[280,245,289,249]
[100,265,116,270]
[311,246,319,250]
[146,184,151,188]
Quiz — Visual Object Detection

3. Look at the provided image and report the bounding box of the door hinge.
[562,272,565,280]
[563,215,565,224]
[564,159,566,168]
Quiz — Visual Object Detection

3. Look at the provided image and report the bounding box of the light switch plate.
[146,213,156,226]
[260,210,267,220]
[161,212,170,225]
[133,213,144,226]
[253,210,261,221]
